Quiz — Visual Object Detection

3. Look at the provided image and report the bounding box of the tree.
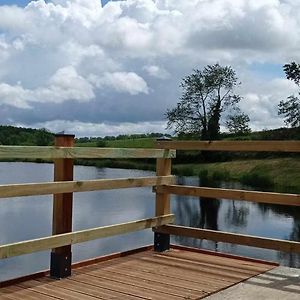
[166,63,242,140]
[278,62,300,128]
[226,108,251,135]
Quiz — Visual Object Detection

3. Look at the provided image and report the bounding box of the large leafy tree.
[278,62,300,128]
[166,63,243,140]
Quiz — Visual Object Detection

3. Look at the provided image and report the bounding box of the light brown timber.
[0,215,174,259]
[154,225,300,253]
[0,176,175,199]
[155,140,300,152]
[158,185,300,206]
[52,134,74,256]
[0,146,176,159]
[155,159,172,216]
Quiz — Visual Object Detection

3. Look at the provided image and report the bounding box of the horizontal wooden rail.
[0,146,176,159]
[156,140,300,152]
[158,185,300,206]
[0,214,175,259]
[0,176,175,199]
[154,225,300,253]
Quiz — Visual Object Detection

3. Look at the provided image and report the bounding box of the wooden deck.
[0,248,276,300]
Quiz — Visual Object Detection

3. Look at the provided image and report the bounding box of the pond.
[0,162,299,281]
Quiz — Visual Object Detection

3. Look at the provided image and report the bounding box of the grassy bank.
[75,157,300,194]
[173,158,300,193]
[76,138,155,148]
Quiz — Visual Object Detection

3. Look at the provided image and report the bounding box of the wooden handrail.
[157,185,300,206]
[156,140,300,152]
[0,146,176,159]
[0,176,175,198]
[0,214,174,259]
[154,225,300,253]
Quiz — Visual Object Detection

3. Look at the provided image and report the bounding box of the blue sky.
[0,0,298,136]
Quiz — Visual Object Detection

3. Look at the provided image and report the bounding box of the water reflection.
[0,163,299,282]
[172,176,299,268]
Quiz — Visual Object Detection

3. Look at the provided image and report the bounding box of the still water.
[0,162,299,281]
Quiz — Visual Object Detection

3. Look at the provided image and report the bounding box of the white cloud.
[238,77,299,129]
[0,66,95,108]
[143,65,170,79]
[89,72,149,95]
[1,0,300,135]
[32,119,168,137]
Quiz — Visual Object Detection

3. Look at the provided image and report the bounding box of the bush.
[211,170,230,181]
[240,171,274,189]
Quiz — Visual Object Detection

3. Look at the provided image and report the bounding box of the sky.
[0,0,299,137]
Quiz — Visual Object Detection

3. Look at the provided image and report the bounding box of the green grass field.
[76,138,155,148]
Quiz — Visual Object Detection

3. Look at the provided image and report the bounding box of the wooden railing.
[154,140,300,254]
[0,136,299,280]
[0,134,176,278]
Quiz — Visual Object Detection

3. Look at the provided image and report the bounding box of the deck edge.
[0,244,278,288]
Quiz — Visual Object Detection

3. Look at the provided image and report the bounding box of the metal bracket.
[154,232,170,252]
[50,252,72,279]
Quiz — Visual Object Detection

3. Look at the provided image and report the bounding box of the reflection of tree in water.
[258,203,300,267]
[174,176,299,267]
[174,176,221,250]
[199,197,220,230]
[225,201,249,228]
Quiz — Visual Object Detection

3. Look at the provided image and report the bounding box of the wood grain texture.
[0,146,176,159]
[0,176,175,198]
[155,140,300,152]
[158,185,300,206]
[155,159,172,216]
[0,215,174,259]
[0,249,275,300]
[154,225,300,253]
[52,134,74,255]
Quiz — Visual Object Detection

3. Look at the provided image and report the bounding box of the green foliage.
[240,171,274,189]
[173,166,194,176]
[0,126,54,146]
[166,63,242,140]
[279,62,300,128]
[211,169,230,181]
[278,96,300,128]
[226,109,251,134]
[96,140,106,147]
[283,61,300,85]
[76,133,169,148]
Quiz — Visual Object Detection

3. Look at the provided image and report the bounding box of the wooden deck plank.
[151,251,271,275]
[69,273,186,300]
[0,285,58,300]
[137,255,248,282]
[75,256,225,292]
[164,249,273,272]
[38,277,142,300]
[17,280,99,300]
[87,266,208,293]
[0,249,275,300]
[74,267,206,299]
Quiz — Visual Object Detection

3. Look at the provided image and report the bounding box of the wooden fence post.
[154,137,172,252]
[50,133,75,278]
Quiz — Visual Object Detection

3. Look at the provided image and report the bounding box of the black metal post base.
[154,232,170,252]
[50,252,72,279]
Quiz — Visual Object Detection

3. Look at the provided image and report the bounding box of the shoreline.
[1,157,299,194]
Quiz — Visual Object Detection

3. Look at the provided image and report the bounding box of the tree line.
[0,126,53,146]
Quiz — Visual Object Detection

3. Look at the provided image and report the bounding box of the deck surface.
[0,249,275,300]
